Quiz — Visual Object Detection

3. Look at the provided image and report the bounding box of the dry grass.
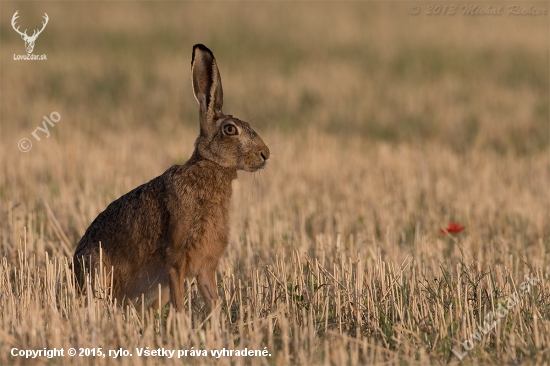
[1,2,549,365]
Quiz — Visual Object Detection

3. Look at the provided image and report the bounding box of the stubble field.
[1,2,549,365]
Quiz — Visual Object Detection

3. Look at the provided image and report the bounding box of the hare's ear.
[191,44,223,131]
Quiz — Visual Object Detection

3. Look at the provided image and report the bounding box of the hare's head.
[191,44,269,172]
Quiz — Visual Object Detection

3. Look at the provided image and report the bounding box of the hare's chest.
[170,194,230,246]
[179,202,230,277]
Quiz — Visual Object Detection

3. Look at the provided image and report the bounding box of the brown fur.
[73,44,270,312]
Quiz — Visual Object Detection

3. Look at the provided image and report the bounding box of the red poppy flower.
[440,222,465,235]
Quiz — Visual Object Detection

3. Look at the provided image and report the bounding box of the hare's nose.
[260,146,270,161]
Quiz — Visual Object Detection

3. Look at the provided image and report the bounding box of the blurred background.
[2,2,547,152]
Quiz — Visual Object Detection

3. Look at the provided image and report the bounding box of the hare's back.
[75,175,169,261]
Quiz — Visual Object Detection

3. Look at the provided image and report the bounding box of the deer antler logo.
[11,11,49,54]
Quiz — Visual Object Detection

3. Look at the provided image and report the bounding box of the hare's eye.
[224,125,238,135]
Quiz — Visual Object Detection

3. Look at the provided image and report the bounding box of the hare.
[73,44,270,312]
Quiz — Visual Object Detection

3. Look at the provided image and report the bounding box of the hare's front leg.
[197,260,219,311]
[169,263,187,312]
